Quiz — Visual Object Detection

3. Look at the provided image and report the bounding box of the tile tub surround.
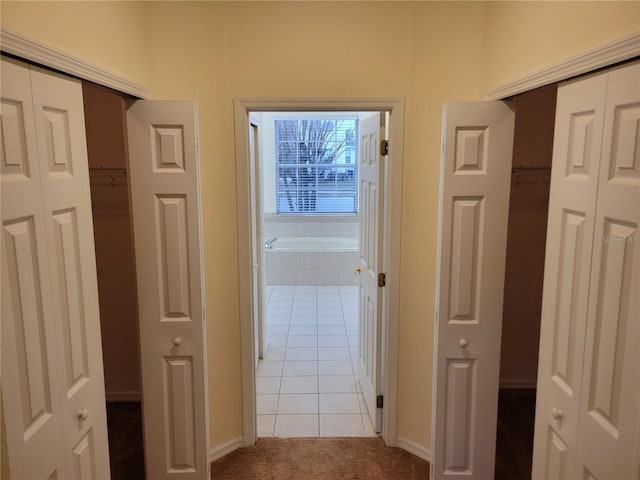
[258,285,376,438]
[265,249,359,286]
[262,214,359,238]
[263,215,360,286]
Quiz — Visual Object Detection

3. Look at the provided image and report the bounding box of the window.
[275,118,358,214]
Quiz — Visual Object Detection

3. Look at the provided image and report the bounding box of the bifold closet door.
[1,56,110,479]
[575,62,640,480]
[533,62,640,479]
[532,70,607,480]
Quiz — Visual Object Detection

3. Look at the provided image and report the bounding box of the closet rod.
[89,167,128,186]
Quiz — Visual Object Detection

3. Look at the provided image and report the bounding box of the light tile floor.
[257,285,377,438]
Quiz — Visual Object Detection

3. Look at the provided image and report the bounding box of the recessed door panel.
[443,360,475,474]
[3,217,53,433]
[1,99,31,179]
[164,357,197,472]
[156,194,191,321]
[72,430,96,479]
[52,208,90,394]
[550,210,586,394]
[448,197,482,322]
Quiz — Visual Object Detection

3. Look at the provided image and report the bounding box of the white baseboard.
[499,379,537,389]
[396,436,431,463]
[208,437,244,463]
[105,391,141,402]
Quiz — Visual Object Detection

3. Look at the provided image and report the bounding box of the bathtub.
[265,236,358,252]
[264,236,360,286]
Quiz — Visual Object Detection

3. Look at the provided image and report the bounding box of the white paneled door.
[127,101,209,479]
[531,71,608,480]
[355,112,385,433]
[1,57,110,479]
[432,101,514,479]
[533,62,640,480]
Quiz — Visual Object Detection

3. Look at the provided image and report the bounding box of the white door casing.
[533,62,640,480]
[127,101,210,479]
[356,112,385,432]
[432,101,514,479]
[1,57,111,479]
[532,70,608,480]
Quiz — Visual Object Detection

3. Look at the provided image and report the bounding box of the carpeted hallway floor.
[210,437,430,480]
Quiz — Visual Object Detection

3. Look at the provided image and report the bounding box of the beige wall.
[2,0,637,457]
[483,1,640,91]
[1,1,154,88]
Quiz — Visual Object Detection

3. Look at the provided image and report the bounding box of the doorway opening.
[235,98,404,448]
[254,112,374,437]
[494,83,557,479]
[82,81,145,479]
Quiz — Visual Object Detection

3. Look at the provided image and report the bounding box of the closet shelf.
[511,166,551,185]
[89,167,128,186]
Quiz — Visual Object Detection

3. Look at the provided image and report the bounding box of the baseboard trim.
[208,437,244,463]
[396,437,431,463]
[499,380,537,389]
[105,391,141,402]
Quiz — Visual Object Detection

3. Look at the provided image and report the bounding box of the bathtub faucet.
[264,237,277,250]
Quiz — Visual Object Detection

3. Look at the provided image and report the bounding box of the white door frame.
[234,98,404,447]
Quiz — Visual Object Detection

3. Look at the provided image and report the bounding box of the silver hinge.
[430,462,435,479]
[378,272,386,288]
[376,395,384,409]
[380,139,389,156]
[435,310,439,324]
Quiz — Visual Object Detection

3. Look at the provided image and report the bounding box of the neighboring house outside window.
[275,118,358,214]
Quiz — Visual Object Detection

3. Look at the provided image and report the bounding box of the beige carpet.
[211,437,430,480]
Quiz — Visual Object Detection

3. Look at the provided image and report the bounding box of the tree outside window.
[275,118,358,214]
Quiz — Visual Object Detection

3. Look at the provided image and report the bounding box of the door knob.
[551,408,564,420]
[353,267,361,274]
[77,408,88,421]
[459,338,468,348]
[173,337,183,347]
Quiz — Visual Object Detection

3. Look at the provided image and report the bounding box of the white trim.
[486,32,640,100]
[0,27,151,99]
[208,437,244,463]
[234,97,404,448]
[105,390,141,402]
[396,437,431,462]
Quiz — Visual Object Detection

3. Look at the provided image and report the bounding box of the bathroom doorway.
[234,99,405,447]
[256,112,375,437]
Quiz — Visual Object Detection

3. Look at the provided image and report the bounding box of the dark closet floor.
[495,388,537,480]
[106,402,145,480]
[106,390,536,480]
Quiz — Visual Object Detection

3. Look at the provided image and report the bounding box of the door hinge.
[430,462,435,479]
[376,395,384,409]
[378,272,386,288]
[380,139,389,156]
